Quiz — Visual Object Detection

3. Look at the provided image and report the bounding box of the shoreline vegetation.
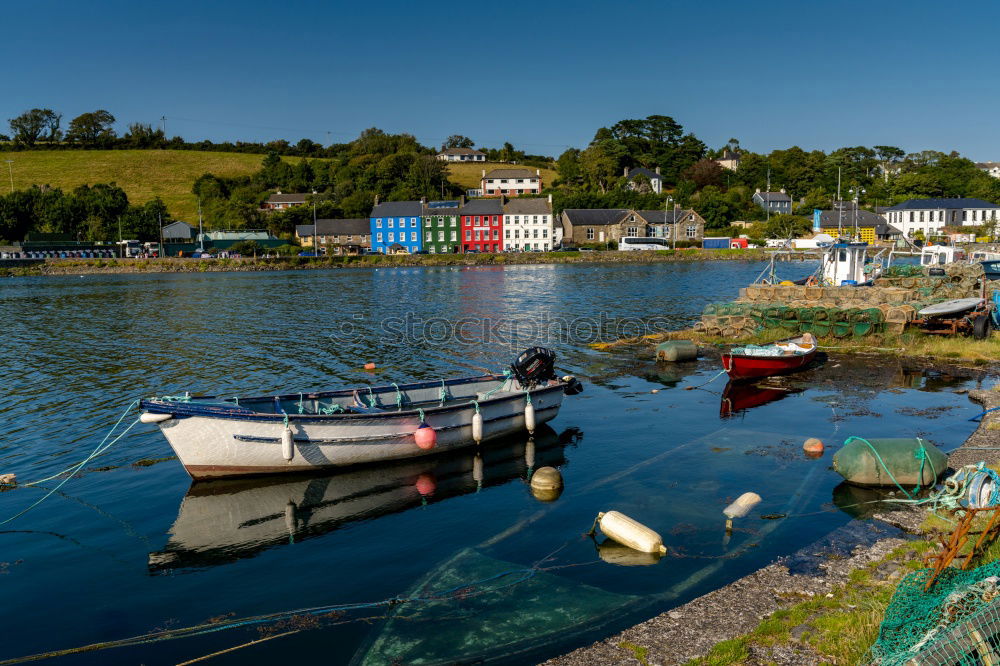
[0,248,808,277]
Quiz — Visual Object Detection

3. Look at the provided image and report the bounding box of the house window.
[514,229,520,239]
[586,228,595,240]
[376,233,383,242]
[426,231,432,242]
[542,229,548,238]
[411,232,417,242]
[474,216,480,223]
[450,231,457,241]
[627,226,638,236]
[492,216,498,225]
[438,231,444,241]
[505,229,511,238]
[533,216,538,224]
[493,229,499,240]
[687,225,697,238]
[475,230,481,240]
[376,219,383,228]
[411,218,417,226]
[465,230,471,240]
[533,229,538,238]
[388,232,394,242]
[429,247,436,253]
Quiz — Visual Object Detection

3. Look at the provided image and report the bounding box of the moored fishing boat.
[720,333,818,381]
[140,347,583,479]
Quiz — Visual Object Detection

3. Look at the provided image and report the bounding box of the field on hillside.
[445,161,558,190]
[0,150,304,221]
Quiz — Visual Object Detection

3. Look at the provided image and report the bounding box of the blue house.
[370,200,424,254]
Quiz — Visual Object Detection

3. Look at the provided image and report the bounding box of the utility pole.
[161,116,167,136]
[837,167,843,238]
[765,168,771,223]
[3,160,12,193]
[158,212,163,259]
[312,191,318,256]
[198,198,204,252]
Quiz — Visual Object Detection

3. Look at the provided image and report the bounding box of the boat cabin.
[821,242,869,286]
[920,245,966,266]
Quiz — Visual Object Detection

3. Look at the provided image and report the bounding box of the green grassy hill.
[445,161,558,190]
[0,150,303,221]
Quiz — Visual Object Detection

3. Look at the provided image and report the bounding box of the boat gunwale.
[720,334,817,361]
[140,374,567,423]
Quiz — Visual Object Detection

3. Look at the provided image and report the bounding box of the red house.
[459,197,504,253]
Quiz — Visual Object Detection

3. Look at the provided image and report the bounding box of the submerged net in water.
[869,562,1000,665]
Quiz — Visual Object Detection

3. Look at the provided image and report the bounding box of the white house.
[752,189,792,215]
[624,166,664,194]
[883,198,1000,239]
[437,147,486,162]
[481,168,541,197]
[503,195,558,251]
[977,162,1000,178]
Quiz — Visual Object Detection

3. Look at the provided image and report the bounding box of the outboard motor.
[511,347,557,388]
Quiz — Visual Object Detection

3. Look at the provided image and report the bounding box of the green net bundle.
[869,562,1000,665]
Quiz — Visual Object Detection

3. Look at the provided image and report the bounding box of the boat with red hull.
[721,333,818,381]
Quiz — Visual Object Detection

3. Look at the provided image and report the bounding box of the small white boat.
[140,348,583,480]
[917,298,984,318]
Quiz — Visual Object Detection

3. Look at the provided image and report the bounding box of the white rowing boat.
[917,298,983,318]
[139,348,583,479]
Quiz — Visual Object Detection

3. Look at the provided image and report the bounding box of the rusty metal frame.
[924,507,1000,591]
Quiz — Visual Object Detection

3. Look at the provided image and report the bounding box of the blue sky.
[5,0,1000,159]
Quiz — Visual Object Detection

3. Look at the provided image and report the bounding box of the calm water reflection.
[0,262,985,664]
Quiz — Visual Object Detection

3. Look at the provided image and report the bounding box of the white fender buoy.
[596,510,667,555]
[414,423,437,450]
[723,492,762,532]
[472,411,483,443]
[281,427,295,462]
[525,399,536,434]
[140,412,172,424]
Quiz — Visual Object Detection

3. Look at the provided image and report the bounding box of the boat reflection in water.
[719,380,804,419]
[148,425,580,573]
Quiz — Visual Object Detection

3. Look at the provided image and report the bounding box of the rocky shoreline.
[0,249,812,277]
[543,386,1000,665]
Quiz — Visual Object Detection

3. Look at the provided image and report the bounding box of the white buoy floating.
[723,492,761,532]
[281,427,295,462]
[524,393,536,434]
[140,412,172,424]
[594,510,667,555]
[472,410,483,443]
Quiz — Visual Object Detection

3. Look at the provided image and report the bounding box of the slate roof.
[460,199,504,215]
[503,198,552,215]
[316,218,370,235]
[562,209,630,225]
[483,169,538,179]
[754,191,791,202]
[817,210,886,228]
[295,224,315,237]
[627,167,662,181]
[267,192,310,204]
[438,147,485,156]
[636,209,692,225]
[977,162,1000,168]
[371,201,423,217]
[884,198,1000,210]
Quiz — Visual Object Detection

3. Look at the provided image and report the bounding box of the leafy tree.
[123,123,166,148]
[8,108,62,146]
[556,148,582,186]
[751,214,811,239]
[682,158,725,190]
[229,239,263,256]
[66,110,117,146]
[444,135,474,149]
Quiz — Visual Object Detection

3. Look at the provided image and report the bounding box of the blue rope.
[969,407,1000,422]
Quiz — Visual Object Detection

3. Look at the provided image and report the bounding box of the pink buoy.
[415,473,436,496]
[364,362,376,370]
[414,423,437,450]
[803,437,825,457]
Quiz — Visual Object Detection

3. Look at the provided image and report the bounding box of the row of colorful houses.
[367,195,559,254]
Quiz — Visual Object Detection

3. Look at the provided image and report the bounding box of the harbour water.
[0,262,985,664]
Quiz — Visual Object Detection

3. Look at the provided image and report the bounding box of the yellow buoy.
[596,511,667,555]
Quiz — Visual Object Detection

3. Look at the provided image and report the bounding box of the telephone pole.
[161,116,167,136]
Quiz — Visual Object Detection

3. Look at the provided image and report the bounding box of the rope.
[525,389,532,405]
[439,380,448,404]
[392,383,403,410]
[471,400,480,414]
[684,369,727,391]
[297,393,304,414]
[417,408,425,423]
[2,400,142,526]
[158,394,190,403]
[479,369,512,400]
[969,406,1000,422]
[367,386,376,408]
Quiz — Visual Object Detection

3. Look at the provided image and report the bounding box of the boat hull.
[150,383,566,479]
[721,352,815,381]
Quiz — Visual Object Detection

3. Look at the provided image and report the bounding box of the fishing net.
[868,563,1000,666]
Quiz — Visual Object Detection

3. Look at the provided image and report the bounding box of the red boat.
[720,333,818,381]
[719,381,803,418]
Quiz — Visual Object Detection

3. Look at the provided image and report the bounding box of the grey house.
[752,189,792,215]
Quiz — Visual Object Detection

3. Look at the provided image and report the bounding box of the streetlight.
[849,187,865,241]
[3,160,12,193]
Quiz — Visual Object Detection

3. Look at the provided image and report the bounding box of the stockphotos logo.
[329,312,674,346]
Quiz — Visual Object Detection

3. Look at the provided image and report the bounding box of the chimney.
[547,193,552,204]
[420,196,427,205]
[624,167,630,177]
[460,194,466,206]
[536,169,540,176]
[655,166,661,176]
[482,169,486,178]
[276,190,282,195]
[779,188,786,194]
[755,188,761,194]
[374,194,380,206]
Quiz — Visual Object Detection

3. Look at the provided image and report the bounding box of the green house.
[422,200,462,254]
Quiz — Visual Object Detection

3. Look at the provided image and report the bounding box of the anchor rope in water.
[1,400,142,526]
